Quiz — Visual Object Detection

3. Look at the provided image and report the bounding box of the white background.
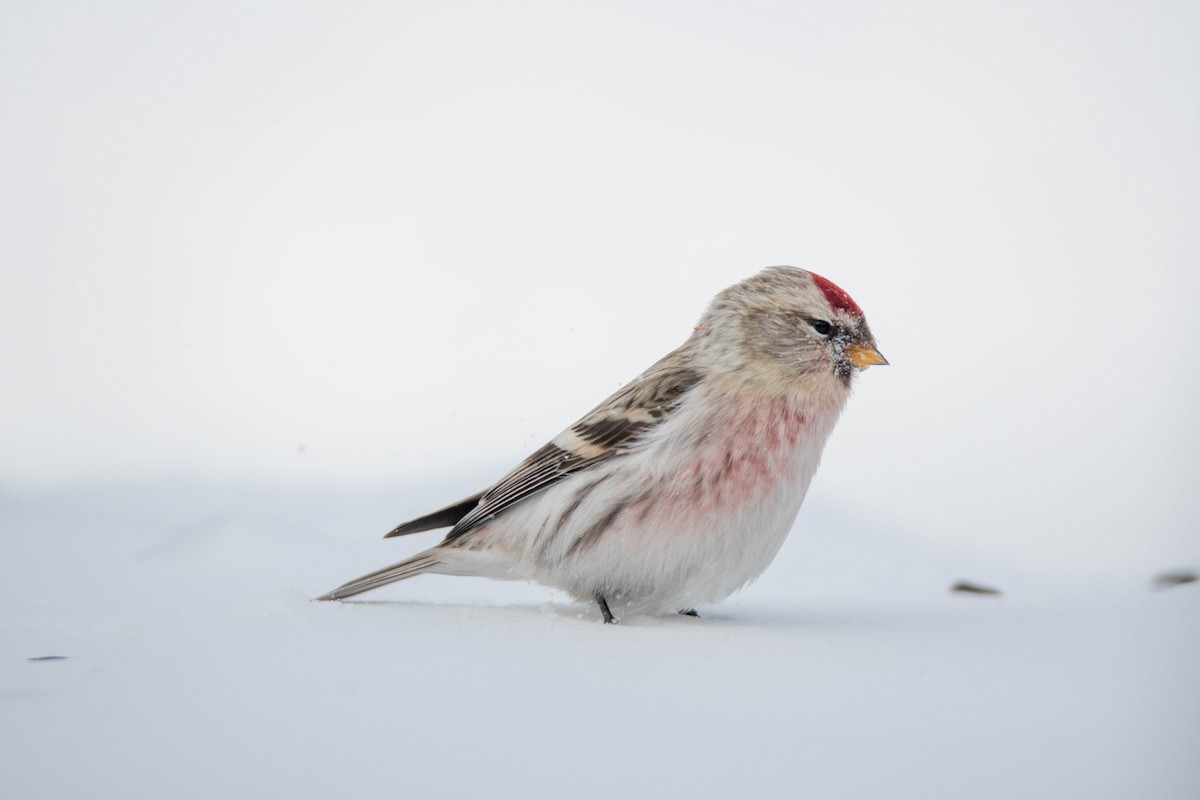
[2,4,1198,798]
[3,1,1198,576]
[3,1,1197,578]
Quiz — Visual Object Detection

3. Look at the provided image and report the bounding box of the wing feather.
[384,492,485,538]
[442,363,701,543]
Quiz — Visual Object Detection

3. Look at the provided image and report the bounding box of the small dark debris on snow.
[27,656,68,662]
[950,580,1002,596]
[1152,570,1198,590]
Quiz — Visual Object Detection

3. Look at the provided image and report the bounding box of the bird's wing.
[440,363,702,544]
[384,493,485,538]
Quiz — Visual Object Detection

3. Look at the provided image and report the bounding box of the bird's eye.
[811,320,833,336]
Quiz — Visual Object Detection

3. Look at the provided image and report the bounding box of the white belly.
[489,390,839,615]
[543,447,815,615]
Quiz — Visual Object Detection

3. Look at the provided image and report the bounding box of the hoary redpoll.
[319,266,886,622]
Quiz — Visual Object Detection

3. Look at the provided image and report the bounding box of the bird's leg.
[679,608,699,617]
[596,594,617,624]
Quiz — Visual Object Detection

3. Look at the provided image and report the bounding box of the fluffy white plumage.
[319,266,886,622]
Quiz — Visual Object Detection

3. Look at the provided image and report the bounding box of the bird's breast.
[658,392,824,514]
[567,390,840,611]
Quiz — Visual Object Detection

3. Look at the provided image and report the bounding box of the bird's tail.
[316,550,442,601]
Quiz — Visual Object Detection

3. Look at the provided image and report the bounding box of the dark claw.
[596,594,617,624]
[679,609,699,617]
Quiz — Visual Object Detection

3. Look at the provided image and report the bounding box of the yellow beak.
[847,343,889,368]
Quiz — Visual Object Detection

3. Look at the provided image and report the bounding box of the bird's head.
[695,266,887,392]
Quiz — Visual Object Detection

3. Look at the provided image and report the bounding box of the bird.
[318,266,886,623]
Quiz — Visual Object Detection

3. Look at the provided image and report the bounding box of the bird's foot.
[679,608,699,618]
[596,595,618,624]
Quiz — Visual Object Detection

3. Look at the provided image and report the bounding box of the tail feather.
[316,551,442,601]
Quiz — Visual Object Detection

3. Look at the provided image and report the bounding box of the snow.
[3,2,1199,797]
[3,482,1196,799]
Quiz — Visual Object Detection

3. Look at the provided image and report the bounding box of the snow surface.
[3,3,1199,797]
[3,482,1196,800]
